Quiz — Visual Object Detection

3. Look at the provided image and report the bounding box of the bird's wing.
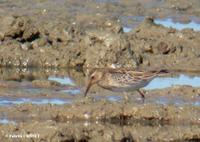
[108,69,157,85]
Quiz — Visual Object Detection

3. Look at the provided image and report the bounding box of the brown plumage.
[84,68,169,100]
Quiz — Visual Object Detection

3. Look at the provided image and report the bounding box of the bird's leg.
[137,89,145,103]
[123,92,129,104]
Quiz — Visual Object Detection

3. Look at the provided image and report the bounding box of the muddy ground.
[0,0,200,70]
[0,0,200,142]
[0,68,199,142]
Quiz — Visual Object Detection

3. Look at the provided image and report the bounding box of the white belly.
[99,80,150,92]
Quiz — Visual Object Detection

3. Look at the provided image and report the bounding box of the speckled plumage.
[84,68,168,99]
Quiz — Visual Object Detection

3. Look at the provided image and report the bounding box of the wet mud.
[0,0,200,141]
[0,68,199,141]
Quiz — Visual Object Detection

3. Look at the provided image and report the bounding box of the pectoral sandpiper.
[84,68,168,101]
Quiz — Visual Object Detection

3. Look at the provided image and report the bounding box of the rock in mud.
[128,17,200,70]
[84,29,137,68]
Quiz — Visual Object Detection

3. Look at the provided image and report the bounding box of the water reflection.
[154,18,200,31]
[0,67,200,106]
[106,96,122,102]
[123,27,132,33]
[121,16,200,32]
[0,118,16,125]
[145,74,200,90]
[61,89,81,95]
[120,16,144,32]
[0,97,71,106]
[48,76,75,86]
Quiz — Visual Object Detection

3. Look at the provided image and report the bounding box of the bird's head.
[84,70,104,97]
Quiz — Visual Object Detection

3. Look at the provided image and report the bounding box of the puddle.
[48,76,75,86]
[23,87,81,96]
[0,68,200,107]
[154,18,200,31]
[121,16,200,32]
[0,97,71,106]
[0,118,15,125]
[145,74,200,90]
[94,95,122,102]
[193,101,200,106]
[61,89,81,95]
[123,27,132,33]
[48,76,81,95]
[106,96,122,102]
[120,16,144,33]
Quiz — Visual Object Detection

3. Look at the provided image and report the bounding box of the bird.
[84,68,169,101]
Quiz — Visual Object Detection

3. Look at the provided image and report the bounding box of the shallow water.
[0,118,15,125]
[0,68,199,106]
[121,16,144,33]
[145,74,200,90]
[48,76,75,86]
[122,16,200,32]
[154,18,200,31]
[0,97,71,106]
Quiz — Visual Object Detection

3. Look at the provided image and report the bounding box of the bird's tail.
[158,69,169,74]
[150,69,169,76]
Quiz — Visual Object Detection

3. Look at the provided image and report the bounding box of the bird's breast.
[97,79,151,92]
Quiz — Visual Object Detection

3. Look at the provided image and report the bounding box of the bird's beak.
[84,79,93,97]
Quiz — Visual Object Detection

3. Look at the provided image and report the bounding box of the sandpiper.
[84,68,168,100]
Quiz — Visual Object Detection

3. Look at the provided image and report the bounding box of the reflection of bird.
[84,68,168,101]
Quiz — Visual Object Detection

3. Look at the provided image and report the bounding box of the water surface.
[48,76,75,86]
[145,74,200,90]
[0,97,71,106]
[121,16,200,32]
[0,68,200,106]
[0,118,15,125]
[154,18,200,31]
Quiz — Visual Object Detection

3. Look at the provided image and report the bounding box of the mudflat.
[0,0,200,141]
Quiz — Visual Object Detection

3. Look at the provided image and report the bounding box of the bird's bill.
[84,80,92,97]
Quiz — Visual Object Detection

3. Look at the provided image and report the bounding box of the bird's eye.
[91,76,95,79]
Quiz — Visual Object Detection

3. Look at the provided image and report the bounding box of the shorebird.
[84,68,168,101]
